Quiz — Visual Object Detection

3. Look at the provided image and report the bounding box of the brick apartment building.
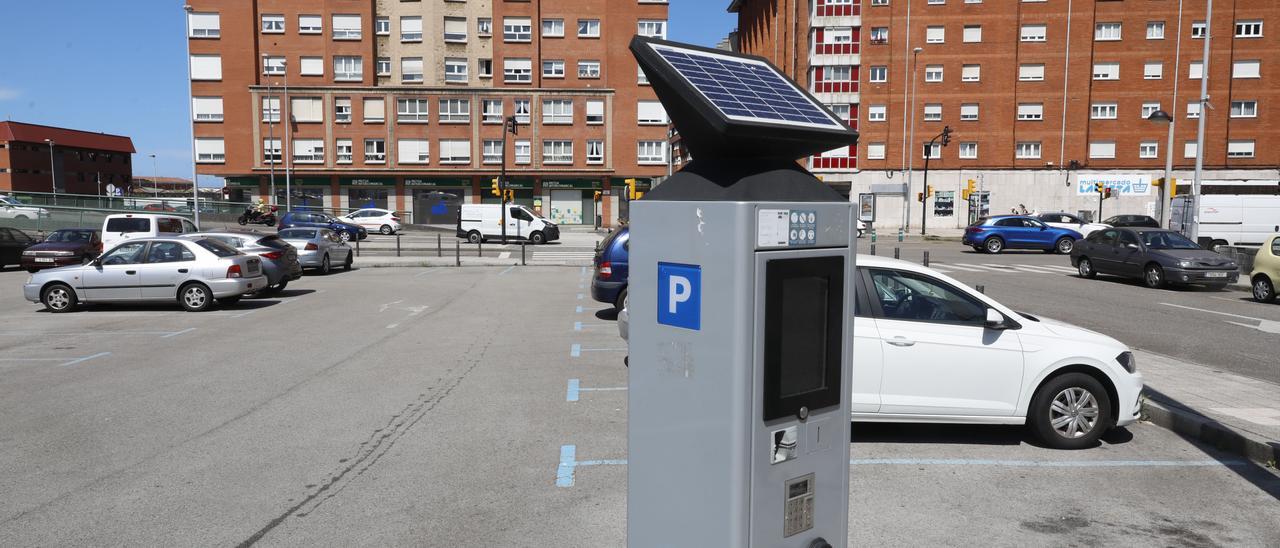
[732,0,1280,232]
[186,0,670,226]
[0,121,135,196]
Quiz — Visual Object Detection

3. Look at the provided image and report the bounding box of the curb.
[1141,398,1279,467]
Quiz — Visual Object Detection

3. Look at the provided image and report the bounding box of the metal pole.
[45,139,56,195]
[1098,189,1103,221]
[894,247,900,259]
[455,238,460,266]
[923,250,930,267]
[396,232,401,257]
[478,238,482,257]
[437,233,442,257]
[283,60,293,212]
[355,236,360,257]
[184,5,201,228]
[1189,0,1212,243]
[521,240,526,266]
[1161,0,1185,227]
[151,154,159,199]
[905,48,921,232]
[921,151,930,235]
[500,116,509,244]
[267,80,277,206]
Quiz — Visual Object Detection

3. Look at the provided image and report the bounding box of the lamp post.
[904,46,922,232]
[1147,109,1175,226]
[263,59,277,206]
[149,154,159,199]
[183,4,201,227]
[43,139,56,195]
[281,58,293,212]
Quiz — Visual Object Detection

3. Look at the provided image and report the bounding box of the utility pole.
[1188,0,1213,243]
[184,4,201,227]
[904,47,922,232]
[920,126,951,236]
[500,115,518,244]
[43,139,56,195]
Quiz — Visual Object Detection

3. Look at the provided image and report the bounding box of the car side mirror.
[985,308,1017,330]
[91,257,103,267]
[1126,243,1139,249]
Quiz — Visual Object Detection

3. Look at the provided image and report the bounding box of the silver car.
[23,237,268,313]
[278,227,353,275]
[195,231,303,293]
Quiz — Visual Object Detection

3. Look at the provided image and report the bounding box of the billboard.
[1076,173,1152,196]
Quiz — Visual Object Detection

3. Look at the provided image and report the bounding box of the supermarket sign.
[1076,173,1152,196]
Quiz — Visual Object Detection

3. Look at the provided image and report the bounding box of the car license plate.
[35,258,54,263]
[1205,271,1228,278]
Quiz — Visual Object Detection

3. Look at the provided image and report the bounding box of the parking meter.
[627,37,858,548]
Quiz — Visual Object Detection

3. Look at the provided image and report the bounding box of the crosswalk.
[930,262,1078,275]
[530,251,596,265]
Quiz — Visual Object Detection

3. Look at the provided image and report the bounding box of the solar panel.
[649,43,846,131]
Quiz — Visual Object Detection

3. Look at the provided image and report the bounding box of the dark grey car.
[1070,228,1238,289]
[191,231,302,294]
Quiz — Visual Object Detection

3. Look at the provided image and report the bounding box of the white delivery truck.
[1171,195,1280,250]
[456,203,560,244]
[101,213,199,249]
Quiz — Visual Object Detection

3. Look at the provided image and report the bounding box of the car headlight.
[22,250,36,256]
[52,251,76,257]
[1177,260,1194,268]
[1116,351,1137,373]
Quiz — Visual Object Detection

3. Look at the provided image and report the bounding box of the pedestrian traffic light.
[503,189,515,202]
[625,178,638,200]
[1103,187,1113,199]
[491,178,501,197]
[634,191,644,200]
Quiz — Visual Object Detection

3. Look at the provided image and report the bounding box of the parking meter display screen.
[779,277,829,397]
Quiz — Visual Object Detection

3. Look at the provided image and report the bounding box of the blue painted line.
[566,379,581,402]
[556,445,577,487]
[498,265,516,276]
[570,344,581,358]
[577,293,584,300]
[575,306,583,313]
[574,321,582,331]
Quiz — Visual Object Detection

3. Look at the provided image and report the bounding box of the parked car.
[457,203,559,244]
[1071,227,1238,289]
[20,228,101,272]
[1036,212,1109,238]
[339,208,402,235]
[23,237,267,313]
[0,227,38,269]
[963,215,1082,254]
[278,211,367,242]
[101,213,199,249]
[0,194,51,219]
[277,227,353,274]
[1102,215,1161,228]
[195,231,302,294]
[591,227,630,310]
[142,203,178,212]
[1248,232,1280,303]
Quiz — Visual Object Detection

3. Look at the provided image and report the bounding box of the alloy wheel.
[1049,387,1100,439]
[1078,259,1092,277]
[183,286,207,309]
[46,287,71,310]
[1255,278,1275,302]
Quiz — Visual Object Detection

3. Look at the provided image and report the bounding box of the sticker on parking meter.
[657,262,701,330]
[758,209,790,247]
[789,210,817,246]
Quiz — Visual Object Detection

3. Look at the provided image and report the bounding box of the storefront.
[277,176,333,212]
[339,177,394,212]
[223,176,261,204]
[481,177,536,210]
[541,178,602,226]
[406,177,470,225]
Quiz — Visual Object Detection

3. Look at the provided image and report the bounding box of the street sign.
[656,262,700,330]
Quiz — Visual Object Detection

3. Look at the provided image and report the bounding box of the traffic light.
[917,192,925,203]
[634,191,644,200]
[1103,187,1113,199]
[1170,177,1178,197]
[940,126,953,147]
[593,191,602,202]
[503,189,515,202]
[1095,182,1105,194]
[490,177,501,197]
[926,185,934,198]
[625,178,637,200]
[962,179,976,200]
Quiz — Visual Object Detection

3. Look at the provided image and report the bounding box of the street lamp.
[904,46,922,232]
[150,154,160,199]
[183,4,201,227]
[43,139,56,195]
[1186,0,1214,244]
[280,58,293,212]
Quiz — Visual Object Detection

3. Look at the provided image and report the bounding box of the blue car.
[963,215,1082,254]
[278,211,367,242]
[590,226,629,310]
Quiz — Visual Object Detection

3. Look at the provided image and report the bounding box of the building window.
[377,57,391,76]
[1191,21,1206,38]
[1139,141,1158,159]
[924,65,943,82]
[586,100,605,124]
[960,103,978,121]
[262,14,284,33]
[542,18,565,37]
[959,142,977,159]
[963,25,982,43]
[332,15,362,40]
[299,15,322,34]
[869,66,888,83]
[364,139,386,163]
[192,97,223,122]
[1090,103,1118,119]
[514,140,531,164]
[926,26,944,43]
[478,99,502,124]
[263,138,281,164]
[1094,22,1121,41]
[579,19,601,37]
[1230,100,1258,118]
[483,140,503,164]
[1147,21,1165,39]
[300,56,324,76]
[505,58,532,83]
[830,104,851,122]
[544,140,574,164]
[1235,20,1263,38]
[826,66,852,82]
[478,59,493,78]
[1021,24,1047,42]
[1092,62,1119,80]
[398,139,430,164]
[1088,141,1115,159]
[637,100,668,125]
[1015,142,1042,159]
[444,17,468,42]
[543,59,566,78]
[1233,60,1261,79]
[637,20,667,39]
[376,16,390,35]
[290,97,323,123]
[578,60,601,79]
[1187,100,1201,119]
[1189,60,1204,79]
[262,56,285,76]
[336,139,353,164]
[587,140,604,164]
[334,56,362,81]
[402,58,424,83]
[504,17,532,42]
[961,64,980,82]
[1184,141,1198,158]
[478,18,492,36]
[514,99,531,124]
[363,98,385,123]
[262,97,280,122]
[870,27,889,43]
[1141,102,1160,119]
[335,98,351,123]
[1144,62,1163,79]
[439,99,471,123]
[868,105,886,122]
[923,103,942,121]
[1227,140,1255,158]
[1018,64,1044,81]
[293,139,324,163]
[866,142,886,160]
[397,98,430,122]
[401,16,423,42]
[921,142,940,159]
[637,140,667,164]
[445,58,469,83]
[542,99,574,124]
[439,140,471,164]
[187,12,220,38]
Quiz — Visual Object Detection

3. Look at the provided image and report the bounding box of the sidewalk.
[1136,350,1280,466]
[352,256,587,267]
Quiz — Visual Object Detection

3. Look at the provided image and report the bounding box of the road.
[0,264,1276,545]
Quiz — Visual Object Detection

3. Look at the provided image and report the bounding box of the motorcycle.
[238,205,279,226]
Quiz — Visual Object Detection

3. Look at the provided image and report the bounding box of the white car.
[853,254,1142,448]
[1036,212,1109,238]
[0,195,51,219]
[339,208,401,235]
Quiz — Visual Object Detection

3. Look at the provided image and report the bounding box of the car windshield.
[1139,231,1200,250]
[193,238,242,257]
[971,217,990,226]
[280,229,317,239]
[257,235,290,249]
[45,230,93,243]
[106,218,150,233]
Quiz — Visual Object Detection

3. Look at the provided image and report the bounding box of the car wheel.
[984,237,1004,254]
[42,283,78,313]
[179,283,213,312]
[1143,263,1166,289]
[1055,237,1074,254]
[1253,275,1276,303]
[264,280,287,295]
[218,295,242,306]
[530,231,546,245]
[1029,373,1113,450]
[380,224,393,235]
[319,254,332,275]
[344,252,353,270]
[338,231,351,243]
[467,231,482,244]
[1077,257,1097,279]
[615,287,628,312]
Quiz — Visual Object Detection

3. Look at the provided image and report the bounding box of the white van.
[101,214,199,249]
[456,204,559,244]
[1171,195,1280,250]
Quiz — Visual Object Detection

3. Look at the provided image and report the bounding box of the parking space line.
[0,330,184,337]
[160,327,196,338]
[577,293,584,300]
[1160,302,1258,321]
[952,263,1002,272]
[60,352,111,367]
[566,379,627,402]
[575,306,583,314]
[570,344,581,357]
[499,265,517,276]
[1008,265,1055,274]
[573,322,614,331]
[573,346,627,356]
[556,444,627,488]
[499,252,512,259]
[414,269,441,278]
[566,379,581,401]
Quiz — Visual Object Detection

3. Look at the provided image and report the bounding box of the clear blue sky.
[0,1,737,186]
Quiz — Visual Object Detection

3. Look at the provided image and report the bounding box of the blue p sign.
[657,262,700,330]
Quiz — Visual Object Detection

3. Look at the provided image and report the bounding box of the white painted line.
[161,327,196,338]
[935,263,986,272]
[1008,265,1057,274]
[1159,302,1259,321]
[1159,302,1280,334]
[982,263,1019,270]
[929,267,954,273]
[379,300,405,313]
[387,324,399,329]
[955,263,1006,272]
[414,269,441,278]
[498,252,512,259]
[1031,264,1078,273]
[61,352,111,367]
[0,331,180,337]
